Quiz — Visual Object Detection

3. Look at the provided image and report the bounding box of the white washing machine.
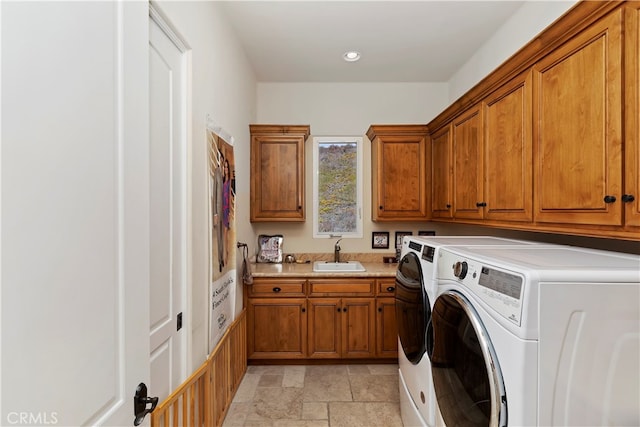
[395,236,541,427]
[431,245,640,427]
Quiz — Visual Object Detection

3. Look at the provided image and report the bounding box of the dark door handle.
[272,287,281,293]
[604,195,617,204]
[476,202,487,207]
[134,383,158,426]
[622,194,635,203]
[386,286,395,292]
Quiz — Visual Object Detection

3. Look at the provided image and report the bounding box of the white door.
[148,7,188,401]
[1,2,151,426]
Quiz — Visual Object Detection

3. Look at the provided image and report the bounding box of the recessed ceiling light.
[343,51,361,62]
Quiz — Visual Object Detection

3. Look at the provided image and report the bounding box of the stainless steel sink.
[312,260,366,272]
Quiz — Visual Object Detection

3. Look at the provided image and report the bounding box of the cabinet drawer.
[308,279,374,297]
[248,279,306,297]
[377,279,396,296]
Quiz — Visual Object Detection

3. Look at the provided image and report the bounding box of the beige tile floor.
[222,364,403,427]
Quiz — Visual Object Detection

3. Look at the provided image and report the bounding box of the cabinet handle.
[343,307,347,312]
[379,205,384,210]
[378,307,383,312]
[622,194,635,203]
[446,204,451,209]
[272,287,281,293]
[386,286,395,292]
[476,202,487,207]
[337,308,341,312]
[301,307,306,313]
[603,195,617,204]
[298,205,302,210]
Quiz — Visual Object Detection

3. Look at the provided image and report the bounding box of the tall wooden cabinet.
[533,10,623,226]
[367,125,429,221]
[624,4,640,228]
[452,105,484,220]
[483,70,533,222]
[250,124,310,222]
[430,125,453,219]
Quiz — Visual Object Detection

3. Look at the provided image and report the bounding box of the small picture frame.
[418,230,436,236]
[372,231,390,249]
[395,231,413,251]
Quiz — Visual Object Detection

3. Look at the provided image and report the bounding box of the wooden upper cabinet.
[624,3,640,227]
[483,70,533,222]
[367,125,429,221]
[533,10,623,226]
[250,124,310,222]
[452,105,484,220]
[430,125,453,219]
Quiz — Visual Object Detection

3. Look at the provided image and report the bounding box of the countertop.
[250,261,398,278]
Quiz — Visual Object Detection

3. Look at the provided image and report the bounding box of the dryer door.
[395,251,431,364]
[431,291,507,427]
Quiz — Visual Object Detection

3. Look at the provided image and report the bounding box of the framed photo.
[372,231,390,249]
[418,230,436,236]
[395,231,412,251]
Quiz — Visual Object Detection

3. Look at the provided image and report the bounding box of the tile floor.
[222,364,403,427]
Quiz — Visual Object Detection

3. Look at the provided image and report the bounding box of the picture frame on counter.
[395,231,412,251]
[371,231,390,249]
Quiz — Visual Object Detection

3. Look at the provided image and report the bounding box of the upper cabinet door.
[533,10,623,226]
[452,104,484,220]
[431,125,454,219]
[368,125,429,221]
[624,3,640,227]
[483,70,533,222]
[250,125,310,222]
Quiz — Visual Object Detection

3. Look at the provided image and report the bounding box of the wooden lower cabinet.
[308,298,375,359]
[376,298,398,357]
[247,298,307,359]
[246,277,397,361]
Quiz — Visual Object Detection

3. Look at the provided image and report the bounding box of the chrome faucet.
[334,238,343,263]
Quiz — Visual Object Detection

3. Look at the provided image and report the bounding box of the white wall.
[254,83,448,256]
[155,1,257,367]
[448,0,577,103]
[253,2,639,257]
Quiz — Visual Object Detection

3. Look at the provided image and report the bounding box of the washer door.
[395,251,431,364]
[430,291,507,427]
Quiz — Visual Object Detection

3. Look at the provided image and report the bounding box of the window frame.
[312,136,364,239]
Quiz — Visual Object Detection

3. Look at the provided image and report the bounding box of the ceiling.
[218,1,526,83]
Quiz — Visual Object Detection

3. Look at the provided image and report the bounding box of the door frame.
[149,1,193,377]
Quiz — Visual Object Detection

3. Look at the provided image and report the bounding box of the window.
[312,136,363,238]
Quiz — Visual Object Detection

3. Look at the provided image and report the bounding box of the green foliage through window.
[313,137,363,238]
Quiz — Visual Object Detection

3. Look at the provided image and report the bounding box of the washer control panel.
[438,249,524,326]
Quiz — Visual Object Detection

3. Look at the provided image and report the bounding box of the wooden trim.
[366,124,429,141]
[249,124,310,139]
[151,309,247,427]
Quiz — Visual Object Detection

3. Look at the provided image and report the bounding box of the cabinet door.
[484,71,533,222]
[341,298,375,358]
[533,10,623,226]
[453,105,484,219]
[625,4,640,227]
[308,298,341,359]
[376,297,398,358]
[431,125,453,219]
[372,134,428,221]
[250,125,309,222]
[247,298,307,359]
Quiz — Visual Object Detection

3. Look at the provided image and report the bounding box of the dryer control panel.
[437,249,525,326]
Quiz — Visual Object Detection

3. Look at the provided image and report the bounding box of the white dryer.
[395,236,540,427]
[431,245,640,427]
